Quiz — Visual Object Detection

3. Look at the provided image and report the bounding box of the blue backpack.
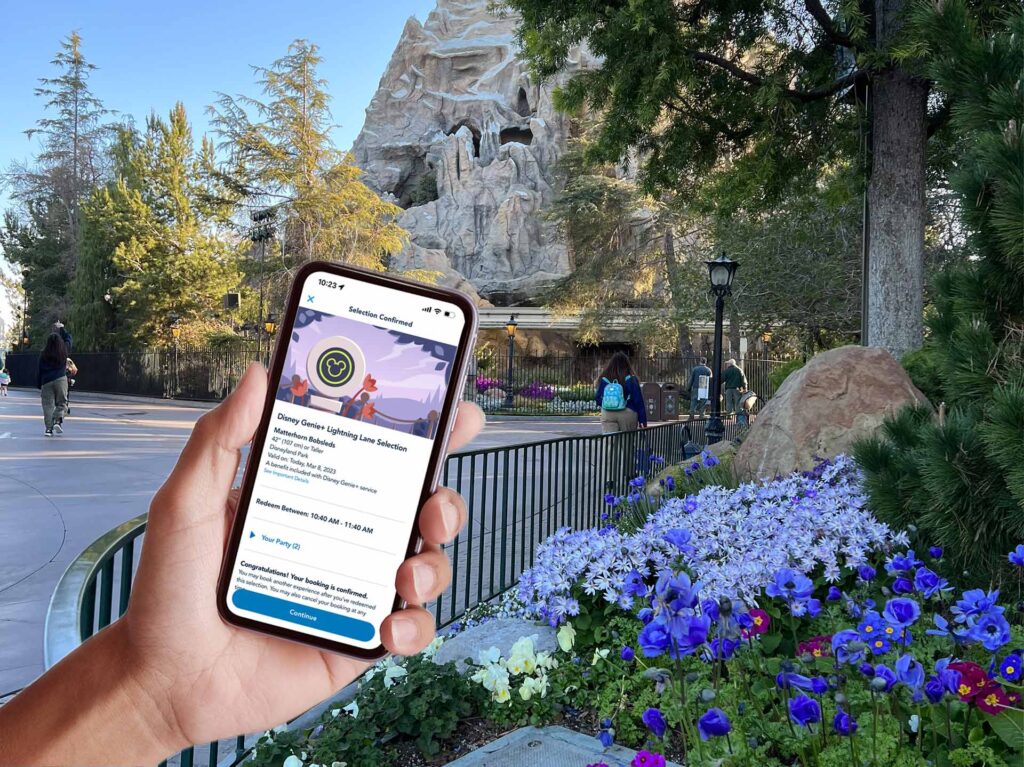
[601,376,630,410]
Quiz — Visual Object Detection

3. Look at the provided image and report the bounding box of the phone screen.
[221,267,471,653]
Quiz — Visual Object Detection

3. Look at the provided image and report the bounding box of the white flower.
[343,700,359,719]
[331,762,348,767]
[330,708,340,718]
[477,645,502,665]
[556,623,576,653]
[591,648,610,665]
[422,636,444,658]
[283,757,303,767]
[383,664,408,688]
[493,685,511,704]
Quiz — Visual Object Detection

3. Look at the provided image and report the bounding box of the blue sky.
[0,0,438,328]
[0,0,437,205]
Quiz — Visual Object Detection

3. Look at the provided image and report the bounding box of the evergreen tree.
[71,106,242,347]
[855,1,1023,582]
[2,32,112,338]
[500,0,988,358]
[210,40,406,297]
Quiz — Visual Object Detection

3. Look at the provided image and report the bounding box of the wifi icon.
[434,308,442,314]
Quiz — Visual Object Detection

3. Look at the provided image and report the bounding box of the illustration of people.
[412,410,439,438]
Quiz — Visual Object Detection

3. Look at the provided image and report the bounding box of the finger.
[380,606,437,656]
[447,402,484,452]
[152,364,266,522]
[417,487,466,545]
[395,546,451,606]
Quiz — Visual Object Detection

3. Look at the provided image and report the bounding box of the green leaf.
[987,709,1024,752]
[760,633,782,654]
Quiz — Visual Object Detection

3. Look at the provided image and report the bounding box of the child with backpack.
[595,352,648,433]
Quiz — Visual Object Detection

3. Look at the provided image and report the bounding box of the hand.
[0,363,484,765]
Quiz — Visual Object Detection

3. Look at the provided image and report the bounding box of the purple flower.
[621,646,636,662]
[827,586,843,602]
[883,598,921,629]
[642,707,667,738]
[603,493,619,506]
[682,497,698,513]
[928,546,943,559]
[597,729,614,748]
[709,637,739,661]
[832,630,866,665]
[833,709,858,735]
[664,475,675,492]
[697,708,732,740]
[1009,544,1024,567]
[670,615,712,658]
[789,695,822,727]
[870,664,898,692]
[623,570,647,598]
[629,476,646,489]
[858,565,877,581]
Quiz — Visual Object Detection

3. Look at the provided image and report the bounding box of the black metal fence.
[5,347,792,414]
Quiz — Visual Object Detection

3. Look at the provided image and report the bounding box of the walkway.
[0,388,601,695]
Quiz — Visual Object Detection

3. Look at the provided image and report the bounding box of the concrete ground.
[0,387,603,696]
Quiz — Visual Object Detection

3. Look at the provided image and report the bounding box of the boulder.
[733,346,929,480]
[433,618,558,673]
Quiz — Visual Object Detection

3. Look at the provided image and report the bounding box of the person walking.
[0,366,10,396]
[722,358,748,416]
[37,333,69,436]
[53,321,74,414]
[687,356,712,417]
[595,351,647,433]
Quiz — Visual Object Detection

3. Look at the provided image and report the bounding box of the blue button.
[232,588,375,642]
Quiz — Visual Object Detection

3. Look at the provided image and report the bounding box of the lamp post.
[249,208,277,360]
[263,313,278,366]
[504,314,518,409]
[169,314,181,399]
[704,252,739,446]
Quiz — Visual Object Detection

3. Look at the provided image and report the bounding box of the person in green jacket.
[722,358,747,415]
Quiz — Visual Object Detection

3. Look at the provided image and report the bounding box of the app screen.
[225,271,467,648]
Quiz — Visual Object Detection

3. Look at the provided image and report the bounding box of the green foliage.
[248,654,486,766]
[408,169,438,206]
[855,1,1024,584]
[901,347,944,405]
[768,357,806,395]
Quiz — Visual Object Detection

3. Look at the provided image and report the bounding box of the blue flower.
[952,589,1004,624]
[664,475,676,492]
[621,646,636,662]
[789,695,822,727]
[709,637,740,661]
[603,493,619,506]
[776,672,815,691]
[883,598,921,629]
[597,729,614,748]
[766,568,814,602]
[665,528,695,555]
[650,454,665,465]
[698,708,732,740]
[999,653,1022,682]
[867,636,892,655]
[642,707,667,738]
[858,565,877,581]
[701,598,720,622]
[811,677,829,695]
[895,654,925,690]
[623,570,647,597]
[858,610,885,640]
[871,664,897,692]
[887,550,923,575]
[924,676,945,703]
[670,614,712,658]
[892,577,914,594]
[629,476,645,488]
[1009,544,1024,567]
[827,586,843,602]
[683,497,698,513]
[833,709,858,736]
[832,630,866,665]
[928,546,943,560]
[639,619,671,657]
[968,612,1012,652]
[913,567,949,598]
[638,607,654,625]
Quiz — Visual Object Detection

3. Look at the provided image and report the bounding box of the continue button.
[232,589,375,642]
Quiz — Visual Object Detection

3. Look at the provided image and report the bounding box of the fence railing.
[43,418,736,766]
[6,348,792,415]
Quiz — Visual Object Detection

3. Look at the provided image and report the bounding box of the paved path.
[0,388,602,695]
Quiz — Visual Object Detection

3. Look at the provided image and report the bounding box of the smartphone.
[217,262,477,659]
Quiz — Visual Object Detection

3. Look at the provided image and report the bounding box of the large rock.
[433,618,557,673]
[353,0,598,303]
[733,346,929,480]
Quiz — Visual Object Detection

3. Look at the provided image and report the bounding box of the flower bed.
[248,457,1024,767]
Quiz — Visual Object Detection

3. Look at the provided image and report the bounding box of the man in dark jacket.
[722,358,748,415]
[687,357,712,417]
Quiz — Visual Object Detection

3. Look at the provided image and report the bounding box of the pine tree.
[855,1,1023,582]
[210,40,406,286]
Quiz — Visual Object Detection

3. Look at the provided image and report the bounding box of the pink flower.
[742,608,771,638]
[631,750,667,767]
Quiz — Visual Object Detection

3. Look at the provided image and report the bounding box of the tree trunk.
[661,225,695,357]
[866,0,928,358]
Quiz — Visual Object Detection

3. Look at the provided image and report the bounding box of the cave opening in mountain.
[515,87,532,117]
[499,126,533,146]
[450,120,481,158]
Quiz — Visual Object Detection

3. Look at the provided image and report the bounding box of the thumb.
[151,363,267,525]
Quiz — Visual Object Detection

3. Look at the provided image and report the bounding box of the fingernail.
[413,562,436,596]
[441,500,460,537]
[392,616,419,647]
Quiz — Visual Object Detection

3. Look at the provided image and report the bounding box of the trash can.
[641,382,663,422]
[660,383,680,421]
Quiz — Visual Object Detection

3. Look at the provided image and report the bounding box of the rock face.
[733,346,930,480]
[353,0,596,303]
[433,618,558,673]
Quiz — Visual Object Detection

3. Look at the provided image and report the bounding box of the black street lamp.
[504,315,518,409]
[249,208,277,359]
[704,252,739,445]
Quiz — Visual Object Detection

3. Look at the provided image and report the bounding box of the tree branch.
[688,51,863,102]
[802,0,855,48]
[927,99,952,138]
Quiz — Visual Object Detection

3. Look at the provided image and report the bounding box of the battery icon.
[443,310,453,317]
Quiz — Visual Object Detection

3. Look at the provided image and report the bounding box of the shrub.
[900,347,944,405]
[768,357,805,393]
